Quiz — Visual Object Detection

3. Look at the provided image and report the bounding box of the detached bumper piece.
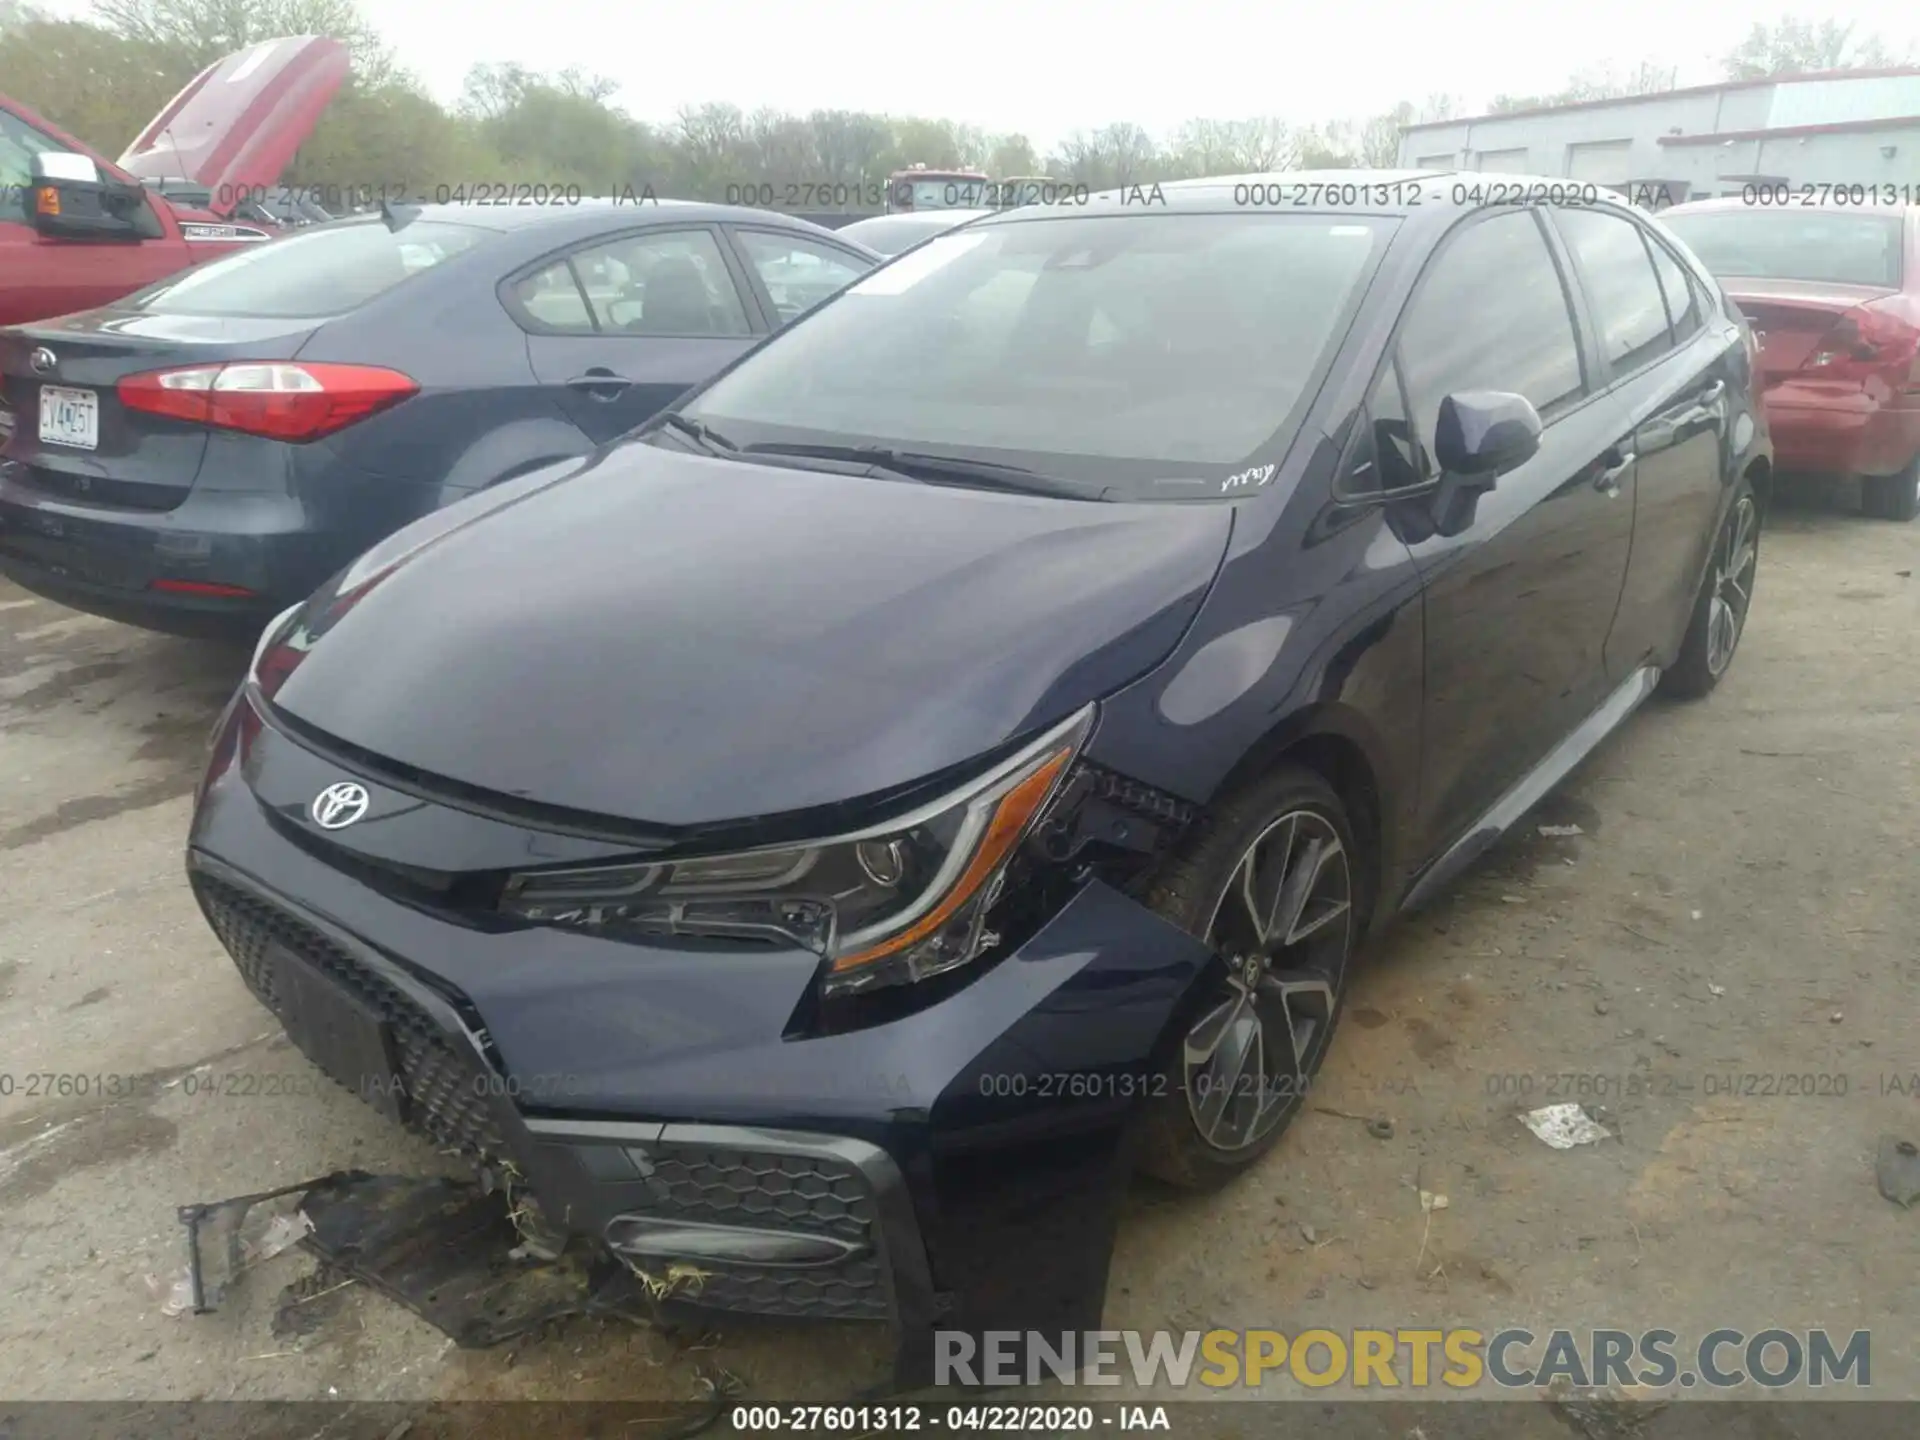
[188,863,934,1347]
[172,1168,664,1342]
[298,1170,656,1346]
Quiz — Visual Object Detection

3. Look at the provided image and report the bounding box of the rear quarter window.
[125,219,490,317]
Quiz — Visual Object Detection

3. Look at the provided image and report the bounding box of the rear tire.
[1862,459,1920,522]
[1136,763,1362,1191]
[1661,478,1759,701]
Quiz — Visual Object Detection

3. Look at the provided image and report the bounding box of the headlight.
[500,705,1094,994]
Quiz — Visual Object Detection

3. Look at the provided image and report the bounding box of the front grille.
[631,1143,889,1320]
[192,872,509,1165]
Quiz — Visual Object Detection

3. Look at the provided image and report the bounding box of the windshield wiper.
[740,442,1091,498]
[650,412,741,456]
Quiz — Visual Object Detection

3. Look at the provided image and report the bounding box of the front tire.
[1862,458,1920,522]
[1661,479,1759,701]
[1136,763,1361,1190]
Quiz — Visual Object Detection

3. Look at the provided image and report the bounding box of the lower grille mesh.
[681,1257,888,1319]
[633,1146,888,1319]
[192,872,509,1164]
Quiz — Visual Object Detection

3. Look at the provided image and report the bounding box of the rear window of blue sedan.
[123,218,489,318]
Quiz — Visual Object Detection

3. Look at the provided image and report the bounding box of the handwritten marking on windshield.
[1222,463,1276,492]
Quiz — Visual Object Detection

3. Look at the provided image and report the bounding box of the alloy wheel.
[1183,809,1354,1152]
[1707,495,1758,677]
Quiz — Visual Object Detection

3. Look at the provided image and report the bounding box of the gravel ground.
[0,484,1914,1414]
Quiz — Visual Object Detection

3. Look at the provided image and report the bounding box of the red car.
[0,35,347,327]
[1662,197,1920,521]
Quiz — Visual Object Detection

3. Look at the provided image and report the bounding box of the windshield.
[123,218,490,317]
[1661,210,1904,287]
[676,211,1391,500]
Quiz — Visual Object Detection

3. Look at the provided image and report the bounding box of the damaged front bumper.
[186,706,1219,1388]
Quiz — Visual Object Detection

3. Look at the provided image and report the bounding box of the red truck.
[0,35,348,327]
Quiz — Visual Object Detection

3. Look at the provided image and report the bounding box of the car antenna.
[138,119,196,206]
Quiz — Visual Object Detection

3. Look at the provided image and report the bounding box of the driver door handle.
[567,368,632,400]
[1595,446,1635,494]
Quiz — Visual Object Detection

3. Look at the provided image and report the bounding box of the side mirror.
[1434,390,1542,481]
[30,151,151,241]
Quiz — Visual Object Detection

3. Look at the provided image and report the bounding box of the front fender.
[1085,495,1426,906]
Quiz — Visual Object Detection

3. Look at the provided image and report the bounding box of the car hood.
[118,35,348,217]
[268,445,1234,830]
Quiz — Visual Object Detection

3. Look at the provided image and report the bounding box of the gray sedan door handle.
[567,368,632,400]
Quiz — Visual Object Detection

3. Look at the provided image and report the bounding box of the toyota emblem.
[29,348,56,376]
[310,781,371,830]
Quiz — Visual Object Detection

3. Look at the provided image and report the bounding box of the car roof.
[340,199,878,252]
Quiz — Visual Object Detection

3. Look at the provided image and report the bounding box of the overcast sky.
[42,0,1920,149]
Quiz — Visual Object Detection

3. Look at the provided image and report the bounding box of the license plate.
[38,385,98,450]
[264,941,409,1122]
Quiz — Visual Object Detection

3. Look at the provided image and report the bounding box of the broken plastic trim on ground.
[167,1170,664,1341]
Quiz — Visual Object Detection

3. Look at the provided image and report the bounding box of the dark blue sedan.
[0,201,878,636]
[187,171,1771,1388]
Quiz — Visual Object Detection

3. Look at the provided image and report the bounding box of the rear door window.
[561,229,754,336]
[1554,208,1675,376]
[125,219,489,317]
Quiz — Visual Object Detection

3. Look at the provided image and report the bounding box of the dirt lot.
[1,485,1915,1412]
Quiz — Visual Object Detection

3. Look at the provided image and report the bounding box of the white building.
[1397,67,1920,204]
